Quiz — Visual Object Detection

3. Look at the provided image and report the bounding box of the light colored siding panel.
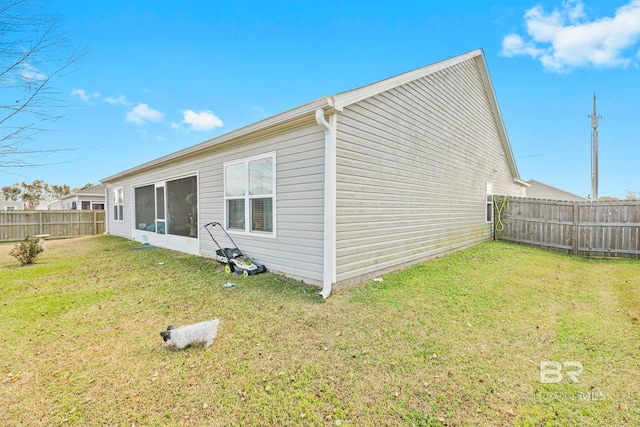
[105,122,326,285]
[334,57,521,285]
[200,124,327,285]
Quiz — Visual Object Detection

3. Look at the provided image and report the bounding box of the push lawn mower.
[203,222,267,276]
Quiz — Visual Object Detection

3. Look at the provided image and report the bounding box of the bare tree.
[625,190,639,201]
[0,0,86,170]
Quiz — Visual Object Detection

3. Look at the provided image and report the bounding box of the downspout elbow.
[315,108,330,130]
[319,285,332,300]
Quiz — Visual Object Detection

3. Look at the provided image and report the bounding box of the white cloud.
[71,89,100,103]
[20,62,47,82]
[502,0,640,72]
[181,109,223,131]
[126,103,164,125]
[105,94,132,106]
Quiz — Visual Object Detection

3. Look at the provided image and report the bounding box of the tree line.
[1,180,95,210]
[598,191,640,202]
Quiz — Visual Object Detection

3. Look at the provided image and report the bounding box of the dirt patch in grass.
[1,236,639,426]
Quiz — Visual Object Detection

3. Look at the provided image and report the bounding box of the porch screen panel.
[166,175,198,238]
[135,185,155,231]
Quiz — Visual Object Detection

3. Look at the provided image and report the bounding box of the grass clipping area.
[1,236,639,426]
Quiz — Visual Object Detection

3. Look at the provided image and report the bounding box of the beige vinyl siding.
[105,122,326,285]
[200,123,326,283]
[334,57,523,284]
[105,186,129,237]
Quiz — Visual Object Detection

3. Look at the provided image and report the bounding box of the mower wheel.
[242,270,249,277]
[224,265,232,274]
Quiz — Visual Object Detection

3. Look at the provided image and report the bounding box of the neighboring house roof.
[526,179,588,202]
[103,49,525,186]
[59,185,105,201]
[35,200,60,210]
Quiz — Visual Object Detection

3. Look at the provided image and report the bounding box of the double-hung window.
[224,153,275,235]
[113,187,124,221]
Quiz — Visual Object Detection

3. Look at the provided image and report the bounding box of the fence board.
[494,197,640,259]
[0,210,105,242]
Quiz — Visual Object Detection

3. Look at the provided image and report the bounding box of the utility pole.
[589,93,602,202]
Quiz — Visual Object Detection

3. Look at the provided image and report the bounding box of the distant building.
[37,185,106,210]
[35,200,61,210]
[58,185,106,210]
[526,179,588,202]
[0,200,24,211]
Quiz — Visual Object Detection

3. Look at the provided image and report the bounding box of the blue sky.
[3,0,640,199]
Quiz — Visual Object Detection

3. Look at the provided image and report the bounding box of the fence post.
[39,210,44,235]
[572,202,579,255]
[93,210,97,235]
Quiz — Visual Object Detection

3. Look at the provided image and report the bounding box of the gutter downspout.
[315,108,337,299]
[104,186,109,234]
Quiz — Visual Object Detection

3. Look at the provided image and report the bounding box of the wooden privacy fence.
[0,210,106,242]
[494,197,640,258]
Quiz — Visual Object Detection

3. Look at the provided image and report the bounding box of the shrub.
[9,236,45,265]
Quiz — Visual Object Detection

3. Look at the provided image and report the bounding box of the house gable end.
[332,51,526,285]
[327,49,523,186]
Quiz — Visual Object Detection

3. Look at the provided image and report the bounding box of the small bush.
[10,236,45,265]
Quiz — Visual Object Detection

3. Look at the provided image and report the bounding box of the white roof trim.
[472,52,522,183]
[102,97,331,182]
[102,48,523,185]
[330,49,483,111]
[326,48,522,183]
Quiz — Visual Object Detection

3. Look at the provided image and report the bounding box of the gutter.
[102,98,332,184]
[104,187,109,234]
[315,108,337,299]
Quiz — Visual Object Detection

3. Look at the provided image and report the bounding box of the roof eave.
[102,97,333,183]
[331,49,484,111]
[473,51,524,184]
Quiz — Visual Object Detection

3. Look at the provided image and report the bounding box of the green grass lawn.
[1,236,639,426]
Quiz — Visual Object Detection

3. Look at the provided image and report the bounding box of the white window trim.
[486,182,494,223]
[223,152,276,237]
[113,187,124,222]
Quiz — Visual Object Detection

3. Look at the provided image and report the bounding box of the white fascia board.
[330,49,483,111]
[102,97,332,183]
[473,52,524,184]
